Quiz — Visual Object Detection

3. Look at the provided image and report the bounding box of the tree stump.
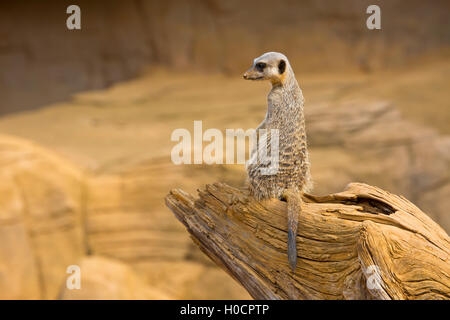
[165,182,450,300]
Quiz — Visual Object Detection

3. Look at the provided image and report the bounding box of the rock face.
[0,100,449,299]
[0,134,85,299]
[0,133,249,299]
[1,0,449,114]
[306,101,450,230]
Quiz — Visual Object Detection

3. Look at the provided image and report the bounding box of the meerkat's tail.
[283,189,302,272]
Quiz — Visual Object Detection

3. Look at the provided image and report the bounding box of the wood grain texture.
[165,182,450,300]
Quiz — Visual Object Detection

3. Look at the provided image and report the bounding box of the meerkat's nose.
[243,72,248,79]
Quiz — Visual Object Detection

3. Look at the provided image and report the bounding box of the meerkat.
[243,52,312,272]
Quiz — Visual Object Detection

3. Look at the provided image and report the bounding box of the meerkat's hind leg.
[282,189,302,272]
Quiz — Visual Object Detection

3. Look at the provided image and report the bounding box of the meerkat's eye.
[255,62,267,71]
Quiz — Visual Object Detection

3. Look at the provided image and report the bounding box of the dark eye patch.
[278,60,286,74]
[255,62,267,71]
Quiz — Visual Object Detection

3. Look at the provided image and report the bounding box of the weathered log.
[165,182,450,300]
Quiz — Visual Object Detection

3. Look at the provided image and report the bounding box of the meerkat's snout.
[243,63,266,81]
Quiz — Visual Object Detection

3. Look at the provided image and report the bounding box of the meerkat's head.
[243,52,292,86]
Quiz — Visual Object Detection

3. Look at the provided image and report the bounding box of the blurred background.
[0,0,449,299]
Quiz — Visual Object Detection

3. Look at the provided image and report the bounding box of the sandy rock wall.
[306,101,450,230]
[0,134,249,299]
[0,135,85,299]
[0,97,449,299]
[1,0,449,114]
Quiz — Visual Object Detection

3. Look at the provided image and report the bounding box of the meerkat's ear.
[278,59,286,74]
